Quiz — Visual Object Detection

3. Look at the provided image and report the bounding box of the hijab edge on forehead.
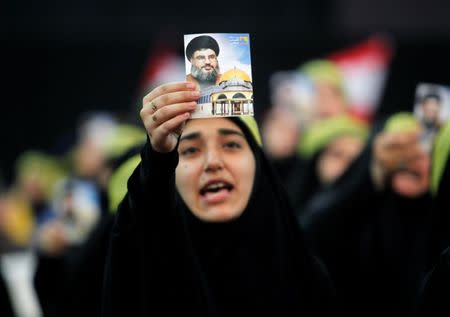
[180,116,262,166]
[228,116,262,149]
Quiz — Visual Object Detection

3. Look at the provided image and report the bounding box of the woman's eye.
[224,141,242,149]
[180,147,198,156]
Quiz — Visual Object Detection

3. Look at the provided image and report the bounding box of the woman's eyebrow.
[179,132,200,142]
[218,128,245,138]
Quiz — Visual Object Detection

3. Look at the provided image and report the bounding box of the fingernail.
[186,82,195,89]
[191,91,200,97]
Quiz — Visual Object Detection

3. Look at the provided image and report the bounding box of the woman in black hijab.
[416,119,450,317]
[302,113,433,317]
[289,114,368,219]
[101,82,335,317]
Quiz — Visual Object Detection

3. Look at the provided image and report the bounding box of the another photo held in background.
[269,71,315,130]
[184,33,254,118]
[413,82,450,152]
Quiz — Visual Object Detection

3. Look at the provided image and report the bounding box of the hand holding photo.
[184,33,254,119]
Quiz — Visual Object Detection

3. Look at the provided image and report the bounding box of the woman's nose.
[204,149,223,173]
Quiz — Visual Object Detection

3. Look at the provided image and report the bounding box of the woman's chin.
[193,205,244,223]
[391,173,428,198]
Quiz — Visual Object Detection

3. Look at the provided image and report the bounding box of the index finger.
[143,82,196,104]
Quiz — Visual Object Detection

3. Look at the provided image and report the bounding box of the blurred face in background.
[391,149,430,198]
[314,83,347,120]
[18,173,46,203]
[421,97,441,126]
[317,135,364,185]
[74,114,116,182]
[176,118,256,222]
[74,138,106,180]
[261,106,300,159]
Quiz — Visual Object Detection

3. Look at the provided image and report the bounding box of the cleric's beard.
[191,63,220,84]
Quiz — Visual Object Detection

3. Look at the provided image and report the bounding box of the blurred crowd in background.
[2,3,450,316]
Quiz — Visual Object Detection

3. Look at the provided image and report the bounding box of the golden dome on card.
[220,68,251,83]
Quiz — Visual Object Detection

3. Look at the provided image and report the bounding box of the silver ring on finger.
[150,101,157,113]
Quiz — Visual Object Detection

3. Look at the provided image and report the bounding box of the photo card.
[184,33,254,118]
[413,82,450,152]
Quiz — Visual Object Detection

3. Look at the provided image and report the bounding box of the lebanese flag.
[328,35,394,123]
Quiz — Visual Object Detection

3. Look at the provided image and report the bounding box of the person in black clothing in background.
[416,119,450,317]
[102,81,336,317]
[62,125,146,317]
[291,114,368,220]
[302,113,433,317]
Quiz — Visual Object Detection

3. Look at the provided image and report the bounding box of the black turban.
[186,35,220,60]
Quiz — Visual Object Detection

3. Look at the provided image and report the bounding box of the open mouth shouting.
[200,180,234,204]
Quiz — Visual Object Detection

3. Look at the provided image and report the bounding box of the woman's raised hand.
[140,82,199,153]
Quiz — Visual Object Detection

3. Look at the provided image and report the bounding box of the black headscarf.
[355,183,432,317]
[102,117,335,317]
[416,134,450,317]
[431,156,450,253]
[301,115,433,316]
[429,119,450,260]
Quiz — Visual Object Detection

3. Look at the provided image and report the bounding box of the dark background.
[2,0,450,183]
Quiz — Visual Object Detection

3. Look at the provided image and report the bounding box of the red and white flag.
[138,44,185,95]
[328,35,394,122]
